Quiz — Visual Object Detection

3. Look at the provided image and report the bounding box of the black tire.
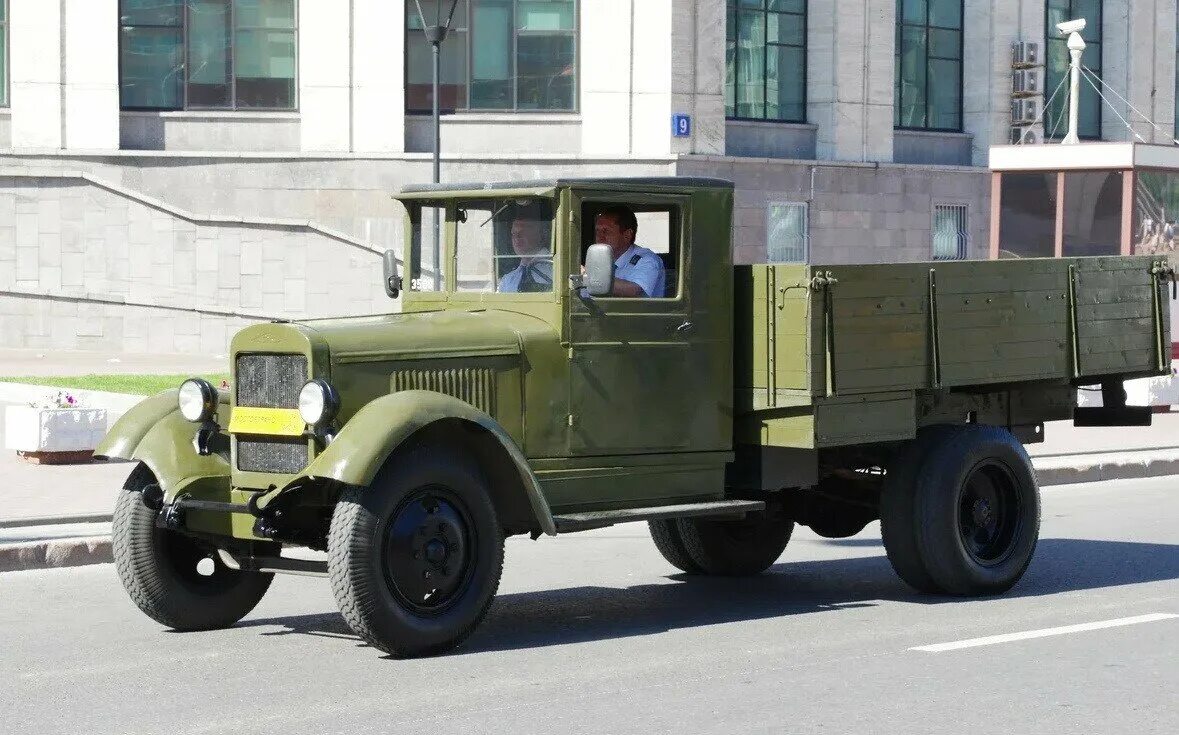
[674,512,794,576]
[648,519,704,574]
[112,464,274,631]
[328,445,504,658]
[883,425,1041,596]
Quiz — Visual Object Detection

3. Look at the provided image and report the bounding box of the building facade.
[0,0,1175,352]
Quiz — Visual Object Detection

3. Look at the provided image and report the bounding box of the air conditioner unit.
[1011,98,1040,124]
[1012,69,1041,96]
[1012,42,1040,68]
[1010,126,1043,145]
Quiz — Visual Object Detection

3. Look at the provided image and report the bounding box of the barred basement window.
[932,204,968,260]
[767,202,808,263]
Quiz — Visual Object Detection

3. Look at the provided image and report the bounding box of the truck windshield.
[456,198,555,294]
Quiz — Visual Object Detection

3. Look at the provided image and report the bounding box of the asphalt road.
[3,476,1176,735]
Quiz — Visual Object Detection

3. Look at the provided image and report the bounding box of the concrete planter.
[4,406,109,463]
[1077,360,1179,411]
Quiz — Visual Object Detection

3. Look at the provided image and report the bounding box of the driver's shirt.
[614,244,665,298]
[498,258,554,293]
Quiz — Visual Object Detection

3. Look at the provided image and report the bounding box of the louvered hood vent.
[391,367,497,414]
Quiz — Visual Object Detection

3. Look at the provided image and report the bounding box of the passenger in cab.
[499,216,553,293]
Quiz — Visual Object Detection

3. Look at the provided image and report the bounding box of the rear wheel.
[112,464,273,631]
[672,512,794,576]
[648,519,703,574]
[328,446,503,658]
[881,425,1040,596]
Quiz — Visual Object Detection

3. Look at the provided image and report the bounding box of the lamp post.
[412,0,461,184]
[412,0,460,290]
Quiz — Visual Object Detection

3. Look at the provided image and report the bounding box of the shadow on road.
[237,537,1179,655]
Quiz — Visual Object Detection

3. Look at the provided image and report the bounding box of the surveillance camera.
[1056,18,1086,36]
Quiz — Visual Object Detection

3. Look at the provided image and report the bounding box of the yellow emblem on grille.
[228,407,306,437]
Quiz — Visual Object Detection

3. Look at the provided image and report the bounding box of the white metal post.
[1061,31,1087,145]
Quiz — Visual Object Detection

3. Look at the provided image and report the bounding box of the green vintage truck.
[97,177,1175,657]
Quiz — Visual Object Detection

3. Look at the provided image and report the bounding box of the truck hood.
[300,309,540,364]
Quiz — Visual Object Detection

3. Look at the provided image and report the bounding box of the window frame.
[766,201,809,263]
[118,0,299,112]
[0,0,9,109]
[725,0,808,124]
[1044,0,1102,140]
[404,0,580,115]
[931,202,969,261]
[894,0,964,133]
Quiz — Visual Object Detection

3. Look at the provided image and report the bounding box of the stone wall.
[679,156,991,265]
[0,170,390,352]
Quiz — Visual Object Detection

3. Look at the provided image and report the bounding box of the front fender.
[297,390,556,536]
[97,390,232,499]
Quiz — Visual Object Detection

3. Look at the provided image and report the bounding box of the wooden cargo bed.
[734,256,1173,449]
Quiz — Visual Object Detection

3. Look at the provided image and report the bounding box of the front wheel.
[328,446,504,658]
[112,464,274,631]
[881,425,1041,596]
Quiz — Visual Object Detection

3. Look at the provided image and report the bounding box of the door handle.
[676,321,695,335]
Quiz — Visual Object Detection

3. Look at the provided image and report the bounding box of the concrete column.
[300,0,352,152]
[352,0,405,153]
[62,0,119,150]
[1102,0,1175,144]
[580,0,634,154]
[9,0,63,149]
[808,0,894,163]
[581,0,723,156]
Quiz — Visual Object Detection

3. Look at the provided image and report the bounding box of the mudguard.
[96,390,232,499]
[295,390,556,536]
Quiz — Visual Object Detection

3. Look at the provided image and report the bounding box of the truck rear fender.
[298,390,556,537]
[95,390,231,498]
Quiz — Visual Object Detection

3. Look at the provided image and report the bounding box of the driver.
[498,216,553,293]
[593,206,665,298]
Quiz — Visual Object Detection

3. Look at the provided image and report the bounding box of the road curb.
[1034,451,1179,487]
[0,513,114,529]
[0,536,112,572]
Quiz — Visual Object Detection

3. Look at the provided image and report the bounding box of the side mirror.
[382,250,402,298]
[584,244,615,297]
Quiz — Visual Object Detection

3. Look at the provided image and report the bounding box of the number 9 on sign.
[672,114,691,138]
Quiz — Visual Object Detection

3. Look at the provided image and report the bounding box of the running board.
[553,500,766,533]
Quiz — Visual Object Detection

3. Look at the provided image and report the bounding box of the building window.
[895,0,962,131]
[767,202,808,263]
[725,0,806,122]
[119,0,298,111]
[405,0,578,113]
[1045,0,1102,139]
[0,0,8,108]
[932,203,968,260]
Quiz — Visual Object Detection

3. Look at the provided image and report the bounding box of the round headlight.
[178,379,217,423]
[298,380,339,426]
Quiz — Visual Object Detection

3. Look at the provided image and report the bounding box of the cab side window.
[582,203,680,298]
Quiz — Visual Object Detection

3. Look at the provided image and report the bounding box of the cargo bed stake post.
[928,268,941,389]
[1150,261,1170,372]
[810,271,838,398]
[1067,264,1081,379]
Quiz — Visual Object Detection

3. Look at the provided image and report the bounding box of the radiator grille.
[237,437,308,474]
[391,367,497,414]
[235,353,309,473]
[236,354,307,409]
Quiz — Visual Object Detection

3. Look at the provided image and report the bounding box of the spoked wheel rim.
[382,486,476,616]
[957,460,1022,566]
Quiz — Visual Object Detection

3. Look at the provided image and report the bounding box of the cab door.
[564,191,726,456]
